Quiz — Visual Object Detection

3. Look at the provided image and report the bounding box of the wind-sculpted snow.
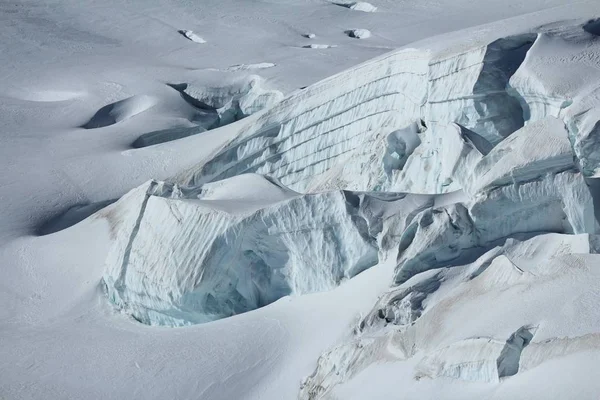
[81,94,158,129]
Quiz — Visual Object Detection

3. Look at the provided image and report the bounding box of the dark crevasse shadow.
[132,79,283,149]
[131,84,221,148]
[497,325,537,378]
[36,199,116,236]
[470,34,536,144]
[585,177,600,226]
[81,95,156,129]
[132,126,207,148]
[583,18,600,36]
[81,102,120,129]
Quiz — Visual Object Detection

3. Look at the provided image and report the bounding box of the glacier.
[93,18,600,398]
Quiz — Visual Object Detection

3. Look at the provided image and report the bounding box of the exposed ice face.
[102,176,389,326]
[176,35,537,195]
[176,48,429,191]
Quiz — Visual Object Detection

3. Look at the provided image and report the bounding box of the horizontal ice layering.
[177,34,537,194]
[100,27,600,398]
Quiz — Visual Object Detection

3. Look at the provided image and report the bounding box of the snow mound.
[346,29,371,39]
[81,94,157,129]
[198,173,299,204]
[469,117,573,193]
[132,77,282,148]
[337,2,377,12]
[304,33,316,39]
[178,30,206,43]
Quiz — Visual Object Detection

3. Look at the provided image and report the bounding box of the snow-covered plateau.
[2,0,600,399]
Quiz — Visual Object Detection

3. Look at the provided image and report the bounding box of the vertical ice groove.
[114,181,157,293]
[497,325,537,378]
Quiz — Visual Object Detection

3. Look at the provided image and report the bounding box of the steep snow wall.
[102,176,401,326]
[177,35,535,194]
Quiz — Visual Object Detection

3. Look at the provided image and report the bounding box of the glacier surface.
[92,17,600,399]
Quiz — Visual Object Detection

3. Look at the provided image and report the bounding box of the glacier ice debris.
[178,30,206,44]
[336,2,378,13]
[346,29,371,39]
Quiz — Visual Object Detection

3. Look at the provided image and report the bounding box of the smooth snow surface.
[3,1,600,400]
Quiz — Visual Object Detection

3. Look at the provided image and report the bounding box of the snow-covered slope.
[3,1,600,400]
